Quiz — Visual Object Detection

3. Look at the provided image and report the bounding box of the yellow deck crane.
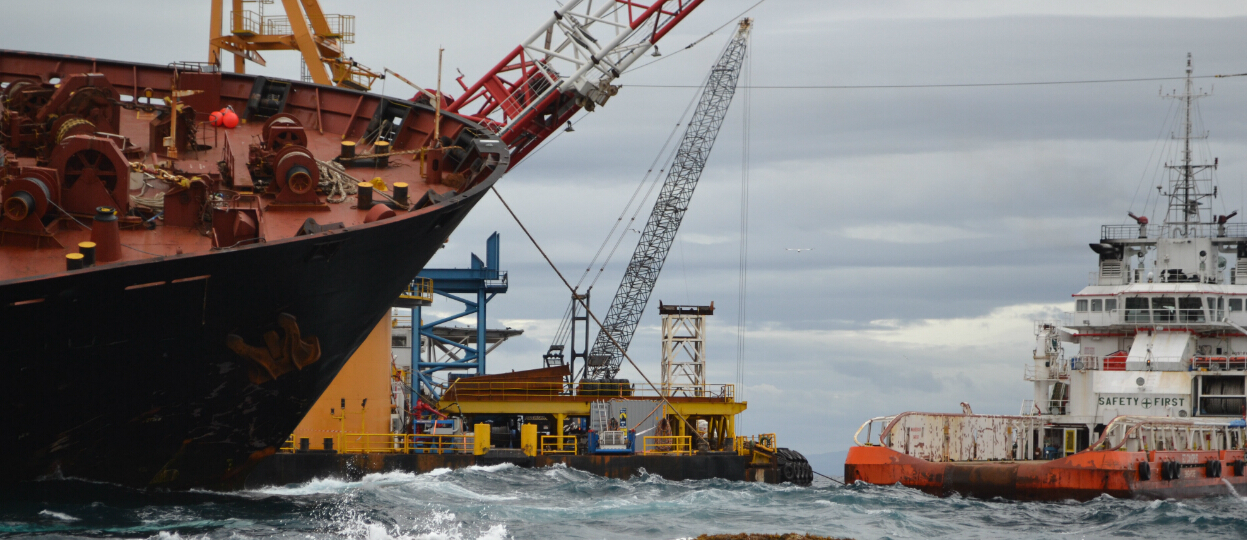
[207,0,382,90]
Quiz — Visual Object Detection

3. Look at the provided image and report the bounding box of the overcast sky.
[10,1,1247,458]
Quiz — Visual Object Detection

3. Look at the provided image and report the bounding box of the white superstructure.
[1028,54,1246,454]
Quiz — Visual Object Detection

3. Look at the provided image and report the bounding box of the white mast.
[1162,53,1215,237]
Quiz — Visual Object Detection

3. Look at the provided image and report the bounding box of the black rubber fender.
[775,447,814,486]
[1207,460,1221,478]
[1234,460,1245,477]
[1137,461,1151,481]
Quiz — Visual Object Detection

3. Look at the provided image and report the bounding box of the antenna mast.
[1162,53,1215,237]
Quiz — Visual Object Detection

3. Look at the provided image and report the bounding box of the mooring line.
[812,470,845,485]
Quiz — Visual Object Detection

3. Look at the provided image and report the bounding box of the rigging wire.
[1128,97,1177,222]
[544,89,701,352]
[491,185,718,444]
[1193,98,1225,218]
[624,0,770,75]
[734,29,753,426]
[577,88,702,290]
[624,73,1247,90]
[1144,97,1184,224]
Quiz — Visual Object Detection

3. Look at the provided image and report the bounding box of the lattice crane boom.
[445,0,708,165]
[585,19,752,381]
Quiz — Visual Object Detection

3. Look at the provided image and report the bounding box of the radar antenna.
[1161,53,1217,237]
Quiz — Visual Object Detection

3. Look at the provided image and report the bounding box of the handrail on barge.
[1087,415,1247,453]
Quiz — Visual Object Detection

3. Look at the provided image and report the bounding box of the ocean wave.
[38,509,79,521]
[10,470,1247,539]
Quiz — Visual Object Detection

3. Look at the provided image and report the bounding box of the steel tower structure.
[585,19,752,381]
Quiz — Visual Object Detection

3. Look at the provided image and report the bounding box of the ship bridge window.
[1105,298,1117,311]
[1179,297,1205,323]
[1231,298,1244,312]
[1207,297,1224,321]
[1076,299,1089,312]
[1152,297,1176,323]
[1091,299,1103,312]
[1125,297,1150,323]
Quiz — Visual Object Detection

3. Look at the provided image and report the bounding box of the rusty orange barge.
[846,414,1247,500]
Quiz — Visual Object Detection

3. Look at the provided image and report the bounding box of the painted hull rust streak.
[244,452,780,488]
[845,446,1247,500]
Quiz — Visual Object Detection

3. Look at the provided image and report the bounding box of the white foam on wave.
[253,470,437,496]
[256,476,356,495]
[464,463,516,473]
[335,509,509,540]
[255,469,519,502]
[361,471,423,484]
[38,509,80,521]
[1221,478,1245,501]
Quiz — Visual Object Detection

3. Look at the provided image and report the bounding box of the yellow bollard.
[521,424,538,456]
[474,423,491,456]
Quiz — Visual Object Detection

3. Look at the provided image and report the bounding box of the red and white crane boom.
[444,0,707,165]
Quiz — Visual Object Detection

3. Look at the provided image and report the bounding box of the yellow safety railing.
[280,435,295,453]
[735,433,777,455]
[407,434,474,455]
[399,277,434,305]
[444,379,737,402]
[540,435,578,455]
[230,10,263,35]
[338,433,474,454]
[642,435,692,455]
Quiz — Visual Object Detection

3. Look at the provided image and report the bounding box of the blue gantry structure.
[409,232,508,400]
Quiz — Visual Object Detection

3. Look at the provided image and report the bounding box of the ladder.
[593,401,610,432]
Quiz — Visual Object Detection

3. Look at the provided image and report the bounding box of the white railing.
[856,413,1247,463]
[1025,361,1070,381]
[1066,308,1243,327]
[1070,354,1188,372]
[1089,416,1247,452]
[1191,356,1247,371]
[1089,271,1131,286]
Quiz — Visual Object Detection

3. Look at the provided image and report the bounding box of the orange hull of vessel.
[845,446,1247,500]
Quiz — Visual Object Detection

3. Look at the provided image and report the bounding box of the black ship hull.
[0,180,500,489]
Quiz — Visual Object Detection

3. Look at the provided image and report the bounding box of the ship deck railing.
[734,433,777,455]
[640,435,693,456]
[1066,354,1240,372]
[1024,363,1070,381]
[443,380,736,402]
[1068,307,1236,327]
[338,433,475,454]
[1089,415,1247,453]
[1100,223,1247,240]
[540,435,578,455]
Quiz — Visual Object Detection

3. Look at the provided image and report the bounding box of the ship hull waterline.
[243,451,783,487]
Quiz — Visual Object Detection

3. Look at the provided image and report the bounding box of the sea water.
[4,465,1247,539]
